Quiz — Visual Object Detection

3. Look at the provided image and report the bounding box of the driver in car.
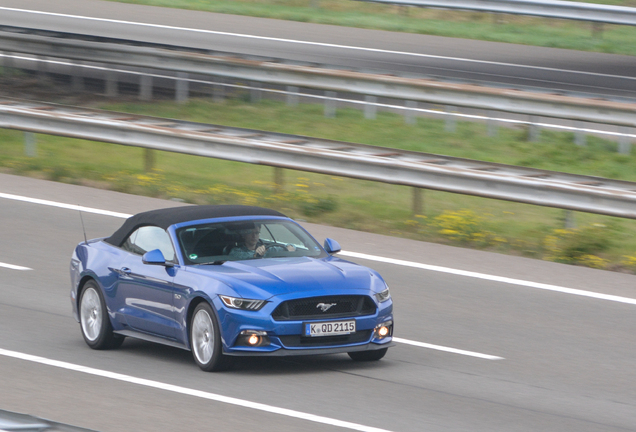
[229,223,295,260]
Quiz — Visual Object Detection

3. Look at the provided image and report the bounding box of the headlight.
[374,287,391,303]
[220,295,266,311]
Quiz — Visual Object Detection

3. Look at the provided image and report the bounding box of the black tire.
[109,334,126,349]
[79,280,123,350]
[189,302,232,372]
[348,348,388,362]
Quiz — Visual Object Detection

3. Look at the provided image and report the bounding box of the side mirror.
[323,238,341,254]
[142,249,170,266]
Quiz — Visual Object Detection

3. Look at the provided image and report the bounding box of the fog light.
[374,320,393,340]
[238,330,270,347]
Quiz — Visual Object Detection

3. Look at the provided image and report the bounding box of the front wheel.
[190,303,231,372]
[79,281,123,350]
[348,348,388,362]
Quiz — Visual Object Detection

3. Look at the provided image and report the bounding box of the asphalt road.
[0,3,635,430]
[0,173,635,432]
[0,0,635,99]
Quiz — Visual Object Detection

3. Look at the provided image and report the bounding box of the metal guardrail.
[352,0,636,26]
[1,30,635,130]
[5,50,634,151]
[0,408,97,432]
[1,98,635,219]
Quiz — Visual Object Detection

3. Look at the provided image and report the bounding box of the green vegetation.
[106,0,636,55]
[1,97,634,271]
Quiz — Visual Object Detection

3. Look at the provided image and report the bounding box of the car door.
[113,226,179,340]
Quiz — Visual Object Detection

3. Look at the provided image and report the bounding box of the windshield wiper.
[197,260,226,265]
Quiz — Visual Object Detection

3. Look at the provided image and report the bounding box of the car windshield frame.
[173,217,328,265]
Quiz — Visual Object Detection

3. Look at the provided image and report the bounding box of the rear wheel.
[190,302,231,372]
[348,348,388,362]
[79,280,123,350]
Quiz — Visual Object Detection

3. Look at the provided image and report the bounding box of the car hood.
[187,256,380,299]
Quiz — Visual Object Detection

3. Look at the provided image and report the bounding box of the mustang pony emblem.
[316,302,337,312]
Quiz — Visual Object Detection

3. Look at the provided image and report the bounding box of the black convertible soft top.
[104,205,286,247]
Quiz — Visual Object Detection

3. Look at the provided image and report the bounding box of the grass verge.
[1,96,635,272]
[105,0,636,56]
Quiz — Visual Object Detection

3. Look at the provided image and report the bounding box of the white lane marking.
[2,192,635,308]
[341,251,636,306]
[4,192,634,360]
[0,193,498,359]
[0,6,632,81]
[393,338,503,360]
[0,348,392,432]
[0,262,32,271]
[0,193,131,219]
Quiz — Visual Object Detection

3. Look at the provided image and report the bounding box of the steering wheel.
[254,240,270,258]
[256,241,295,257]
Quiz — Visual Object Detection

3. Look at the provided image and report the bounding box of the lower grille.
[278,330,373,348]
[272,295,377,321]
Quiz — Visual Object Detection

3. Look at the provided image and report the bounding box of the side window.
[122,226,176,262]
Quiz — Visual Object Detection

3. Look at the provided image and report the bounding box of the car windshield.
[176,219,327,264]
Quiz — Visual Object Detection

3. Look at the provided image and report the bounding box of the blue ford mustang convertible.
[70,205,394,371]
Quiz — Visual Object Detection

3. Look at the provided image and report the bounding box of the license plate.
[305,320,356,337]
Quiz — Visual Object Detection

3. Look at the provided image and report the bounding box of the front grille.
[271,295,376,321]
[279,330,373,348]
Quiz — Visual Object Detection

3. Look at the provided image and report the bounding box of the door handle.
[108,267,132,277]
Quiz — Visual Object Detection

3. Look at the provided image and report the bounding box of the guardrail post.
[37,56,47,80]
[618,128,632,154]
[274,167,284,194]
[528,117,540,142]
[364,96,377,119]
[213,82,225,102]
[139,75,153,101]
[24,132,36,157]
[1,52,14,76]
[575,125,586,146]
[144,148,155,172]
[445,106,456,132]
[325,91,337,118]
[487,112,498,136]
[72,61,84,93]
[412,187,424,215]
[105,70,118,97]
[405,101,417,125]
[564,210,576,229]
[286,86,299,106]
[592,22,604,39]
[176,72,189,103]
[250,82,262,103]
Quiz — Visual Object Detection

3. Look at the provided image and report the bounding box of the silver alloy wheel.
[80,287,102,342]
[192,308,215,365]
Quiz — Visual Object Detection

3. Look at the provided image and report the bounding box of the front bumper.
[224,340,395,357]
[212,294,394,356]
